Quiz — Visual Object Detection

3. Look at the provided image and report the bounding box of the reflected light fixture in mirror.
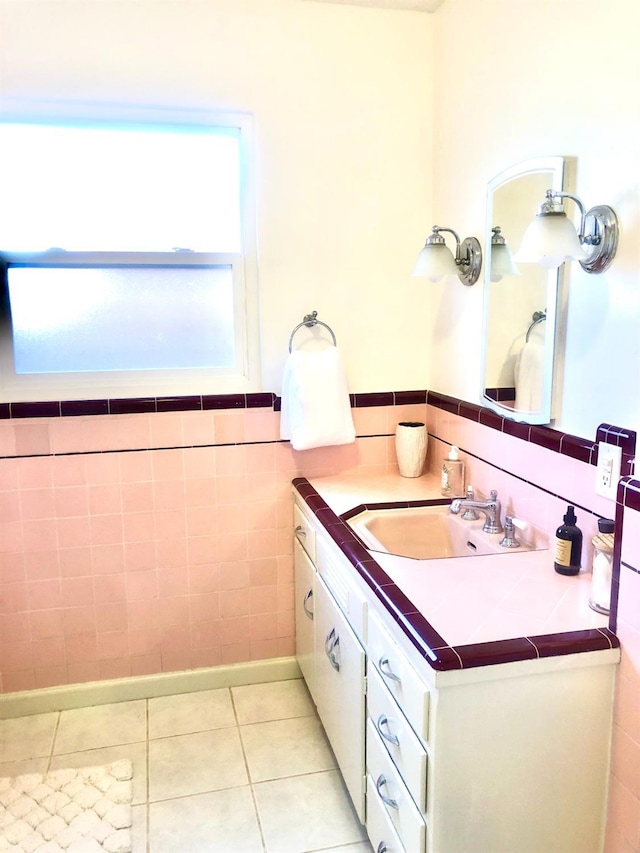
[412,225,482,286]
[514,190,619,273]
[490,226,520,282]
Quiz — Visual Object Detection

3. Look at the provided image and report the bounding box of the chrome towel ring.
[526,310,546,342]
[288,310,337,352]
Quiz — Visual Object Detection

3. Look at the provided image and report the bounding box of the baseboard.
[0,656,302,719]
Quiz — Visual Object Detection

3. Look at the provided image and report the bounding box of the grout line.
[229,685,268,853]
[46,710,62,773]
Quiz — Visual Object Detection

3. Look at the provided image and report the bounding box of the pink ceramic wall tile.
[85,453,121,486]
[119,451,153,484]
[188,563,220,595]
[13,422,51,457]
[130,655,163,677]
[1,613,29,645]
[0,552,25,585]
[49,418,90,455]
[190,621,221,650]
[27,579,62,611]
[388,405,427,434]
[152,448,185,481]
[23,550,59,582]
[244,410,279,443]
[352,406,388,436]
[2,670,36,693]
[89,514,124,547]
[61,605,97,638]
[120,483,152,514]
[89,485,123,516]
[156,538,188,570]
[65,635,98,664]
[183,447,216,480]
[16,456,54,490]
[605,773,640,852]
[115,414,151,451]
[190,648,222,669]
[66,662,100,685]
[249,613,279,642]
[610,723,640,798]
[219,588,249,619]
[125,569,158,601]
[250,639,282,661]
[181,411,216,446]
[249,557,279,587]
[95,603,128,634]
[614,670,640,747]
[96,631,129,661]
[29,609,63,641]
[189,592,220,623]
[215,445,246,478]
[99,658,132,680]
[149,414,184,449]
[0,492,20,523]
[221,615,250,646]
[158,567,190,599]
[60,577,95,607]
[0,424,17,458]
[123,511,156,543]
[92,544,126,575]
[214,504,246,535]
[54,486,91,519]
[249,585,278,615]
[34,665,68,689]
[220,643,251,665]
[214,411,245,444]
[21,489,56,521]
[94,574,126,605]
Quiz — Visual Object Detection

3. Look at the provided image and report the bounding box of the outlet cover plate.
[595,441,622,500]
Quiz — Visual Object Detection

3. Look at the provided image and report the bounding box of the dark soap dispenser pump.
[554,505,583,576]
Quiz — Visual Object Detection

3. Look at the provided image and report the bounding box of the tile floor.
[0,678,372,853]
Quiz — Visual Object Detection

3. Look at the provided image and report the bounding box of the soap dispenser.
[554,505,583,576]
[441,446,465,498]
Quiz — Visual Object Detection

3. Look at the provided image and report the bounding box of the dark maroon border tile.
[394,390,428,406]
[560,434,596,464]
[459,401,481,422]
[0,404,10,420]
[110,398,157,415]
[529,628,617,658]
[156,396,202,413]
[478,408,503,430]
[352,392,395,408]
[503,419,531,441]
[11,401,61,418]
[427,391,459,415]
[454,637,537,668]
[61,399,110,417]
[597,423,637,454]
[529,425,563,452]
[203,394,246,410]
[247,393,276,408]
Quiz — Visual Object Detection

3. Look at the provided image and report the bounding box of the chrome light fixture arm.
[428,225,482,286]
[542,189,619,274]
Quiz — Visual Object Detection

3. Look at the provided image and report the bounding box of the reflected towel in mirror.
[280,347,356,450]
[514,339,545,412]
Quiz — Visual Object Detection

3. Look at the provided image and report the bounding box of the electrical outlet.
[595,442,622,500]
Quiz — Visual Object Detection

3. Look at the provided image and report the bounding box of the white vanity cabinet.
[293,489,618,853]
[294,503,367,823]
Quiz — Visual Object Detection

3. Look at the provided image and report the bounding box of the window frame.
[0,105,261,403]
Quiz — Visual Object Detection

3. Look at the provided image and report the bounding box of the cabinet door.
[294,539,317,703]
[314,574,366,823]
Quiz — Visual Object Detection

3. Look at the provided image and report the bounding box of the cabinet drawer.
[366,719,426,853]
[294,503,317,564]
[368,611,430,743]
[366,774,405,853]
[317,536,367,642]
[368,664,428,813]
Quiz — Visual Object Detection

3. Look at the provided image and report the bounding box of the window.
[0,107,260,402]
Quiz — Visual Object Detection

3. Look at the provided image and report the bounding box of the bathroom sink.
[347,504,537,561]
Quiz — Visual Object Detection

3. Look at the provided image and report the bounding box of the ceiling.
[301,0,446,12]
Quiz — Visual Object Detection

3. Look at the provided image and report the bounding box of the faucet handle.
[461,486,479,520]
[500,515,521,548]
[489,489,498,501]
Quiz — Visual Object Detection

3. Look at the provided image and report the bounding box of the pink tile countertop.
[298,471,618,671]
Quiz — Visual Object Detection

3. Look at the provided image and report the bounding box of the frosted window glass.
[8,266,235,374]
[0,123,241,253]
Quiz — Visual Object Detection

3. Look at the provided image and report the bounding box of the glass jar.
[589,518,615,615]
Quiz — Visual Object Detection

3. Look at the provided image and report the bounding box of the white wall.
[430,0,640,440]
[0,0,436,396]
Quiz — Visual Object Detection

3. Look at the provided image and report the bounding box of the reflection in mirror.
[481,157,567,425]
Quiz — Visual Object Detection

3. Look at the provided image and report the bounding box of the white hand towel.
[280,347,356,451]
[514,339,545,412]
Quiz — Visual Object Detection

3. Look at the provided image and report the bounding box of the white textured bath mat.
[0,759,133,853]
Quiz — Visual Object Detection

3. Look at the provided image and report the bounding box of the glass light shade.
[412,243,459,281]
[490,243,521,282]
[514,212,588,270]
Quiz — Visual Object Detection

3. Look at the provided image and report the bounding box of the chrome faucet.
[449,489,503,534]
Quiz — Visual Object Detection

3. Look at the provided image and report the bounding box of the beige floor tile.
[149,787,263,853]
[131,803,148,853]
[0,757,49,777]
[0,712,58,763]
[149,688,235,739]
[241,715,336,782]
[315,844,373,852]
[149,728,248,802]
[48,740,148,805]
[254,769,367,853]
[54,700,147,755]
[232,678,315,725]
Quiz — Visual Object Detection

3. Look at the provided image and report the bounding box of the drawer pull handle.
[377,844,388,853]
[325,628,340,671]
[295,525,307,540]
[376,774,399,810]
[376,714,400,747]
[303,589,314,620]
[379,656,402,683]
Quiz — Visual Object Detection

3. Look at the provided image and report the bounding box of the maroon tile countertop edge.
[295,478,619,671]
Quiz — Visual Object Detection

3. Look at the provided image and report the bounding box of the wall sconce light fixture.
[490,226,520,282]
[514,190,619,274]
[412,226,482,286]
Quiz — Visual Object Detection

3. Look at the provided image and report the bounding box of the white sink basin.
[347,504,537,561]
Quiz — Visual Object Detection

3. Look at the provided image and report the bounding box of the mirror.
[480,156,567,425]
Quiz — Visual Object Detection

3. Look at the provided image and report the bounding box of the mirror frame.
[480,156,567,425]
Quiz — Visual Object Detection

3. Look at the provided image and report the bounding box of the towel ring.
[526,310,546,342]
[288,311,337,353]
